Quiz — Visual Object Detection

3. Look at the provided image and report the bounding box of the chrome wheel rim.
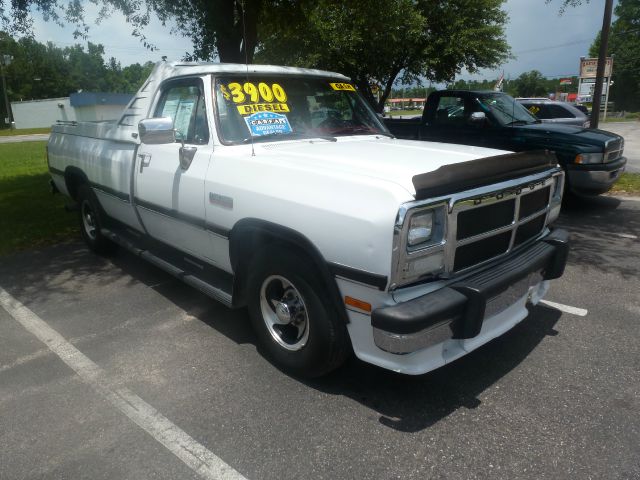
[81,200,97,240]
[259,275,309,351]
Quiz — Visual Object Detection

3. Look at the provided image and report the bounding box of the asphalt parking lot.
[1,195,639,480]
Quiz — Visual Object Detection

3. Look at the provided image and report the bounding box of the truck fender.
[228,218,349,324]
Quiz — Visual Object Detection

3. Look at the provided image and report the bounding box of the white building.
[11,92,133,129]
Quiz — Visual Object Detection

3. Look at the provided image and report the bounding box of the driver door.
[134,77,214,261]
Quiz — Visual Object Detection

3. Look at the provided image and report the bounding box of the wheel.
[77,184,117,255]
[247,248,350,377]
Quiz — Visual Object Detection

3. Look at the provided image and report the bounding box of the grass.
[0,141,76,256]
[0,127,51,136]
[600,117,639,123]
[386,109,423,117]
[610,173,640,195]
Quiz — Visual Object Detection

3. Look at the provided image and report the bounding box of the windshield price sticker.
[244,112,292,137]
[223,81,289,115]
[329,82,356,91]
[237,103,290,115]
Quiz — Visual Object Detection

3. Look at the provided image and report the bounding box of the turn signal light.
[345,296,372,313]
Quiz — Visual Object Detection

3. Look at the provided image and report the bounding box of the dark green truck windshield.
[477,93,539,126]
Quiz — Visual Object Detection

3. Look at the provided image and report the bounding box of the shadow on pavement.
[0,241,125,305]
[304,304,562,433]
[557,194,639,278]
[0,239,563,434]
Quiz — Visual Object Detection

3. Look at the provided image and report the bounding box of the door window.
[432,96,483,126]
[155,82,209,145]
[547,104,575,118]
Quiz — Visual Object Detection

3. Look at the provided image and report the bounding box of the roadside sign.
[578,77,609,97]
[579,57,613,78]
[559,78,572,85]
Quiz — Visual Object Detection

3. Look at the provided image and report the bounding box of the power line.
[514,38,592,55]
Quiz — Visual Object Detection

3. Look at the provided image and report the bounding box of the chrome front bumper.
[372,229,569,354]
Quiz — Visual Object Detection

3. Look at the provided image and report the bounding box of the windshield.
[477,93,538,126]
[214,75,388,144]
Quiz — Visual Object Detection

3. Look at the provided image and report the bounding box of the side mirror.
[469,112,486,125]
[138,117,176,144]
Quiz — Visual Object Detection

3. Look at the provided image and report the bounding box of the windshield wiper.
[329,126,395,138]
[505,120,531,126]
[242,132,337,143]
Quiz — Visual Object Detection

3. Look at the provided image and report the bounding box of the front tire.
[247,248,350,378]
[77,184,117,255]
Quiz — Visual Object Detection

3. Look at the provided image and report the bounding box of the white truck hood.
[255,137,509,196]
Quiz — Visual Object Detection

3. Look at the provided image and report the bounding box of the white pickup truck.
[48,61,569,377]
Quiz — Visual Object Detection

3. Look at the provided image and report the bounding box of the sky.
[29,0,615,81]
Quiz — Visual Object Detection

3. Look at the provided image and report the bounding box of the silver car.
[517,99,590,128]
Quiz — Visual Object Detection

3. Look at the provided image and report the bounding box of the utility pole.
[1,54,14,130]
[590,0,614,129]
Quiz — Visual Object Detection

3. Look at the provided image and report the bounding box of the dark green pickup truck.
[385,90,626,195]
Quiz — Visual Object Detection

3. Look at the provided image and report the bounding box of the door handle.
[138,153,151,173]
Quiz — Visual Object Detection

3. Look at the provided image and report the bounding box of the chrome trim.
[390,168,564,290]
[376,271,544,355]
[456,222,516,247]
[604,137,624,163]
[373,320,454,354]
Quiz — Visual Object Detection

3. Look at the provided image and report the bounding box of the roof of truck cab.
[161,61,350,80]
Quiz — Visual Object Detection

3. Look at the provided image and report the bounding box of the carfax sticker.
[244,111,292,137]
[329,82,356,91]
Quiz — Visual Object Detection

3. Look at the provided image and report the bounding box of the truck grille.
[605,138,624,163]
[450,182,552,274]
[390,169,563,290]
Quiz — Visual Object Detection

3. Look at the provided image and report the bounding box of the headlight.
[406,206,445,250]
[575,153,603,164]
[408,211,434,246]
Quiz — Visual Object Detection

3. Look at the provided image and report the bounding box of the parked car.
[517,98,590,128]
[385,90,625,195]
[572,104,590,116]
[48,63,569,377]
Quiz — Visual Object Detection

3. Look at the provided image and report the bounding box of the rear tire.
[77,184,117,255]
[247,248,350,378]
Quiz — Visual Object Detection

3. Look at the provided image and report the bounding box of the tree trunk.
[214,0,261,63]
[378,66,403,112]
[354,78,378,112]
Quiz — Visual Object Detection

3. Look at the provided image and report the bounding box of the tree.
[546,0,591,14]
[1,0,269,63]
[0,32,153,100]
[1,0,510,111]
[256,0,510,111]
[589,0,640,111]
[513,71,547,97]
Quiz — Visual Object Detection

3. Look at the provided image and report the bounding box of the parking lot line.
[539,299,588,317]
[0,286,247,480]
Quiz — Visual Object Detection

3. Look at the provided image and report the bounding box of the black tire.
[77,184,118,255]
[247,247,350,378]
